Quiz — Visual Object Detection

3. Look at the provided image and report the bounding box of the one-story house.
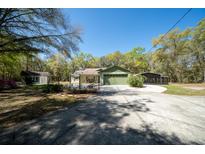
[21,71,50,85]
[71,66,131,86]
[71,66,169,86]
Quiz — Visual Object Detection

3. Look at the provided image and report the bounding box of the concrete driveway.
[1,85,205,144]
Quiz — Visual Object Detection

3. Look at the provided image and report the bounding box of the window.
[86,76,96,83]
[31,76,39,82]
[35,76,39,82]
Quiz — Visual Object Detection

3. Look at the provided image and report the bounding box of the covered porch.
[70,68,101,90]
[79,74,100,89]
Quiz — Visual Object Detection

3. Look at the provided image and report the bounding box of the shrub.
[7,80,17,88]
[42,84,63,93]
[128,75,144,87]
[0,80,17,90]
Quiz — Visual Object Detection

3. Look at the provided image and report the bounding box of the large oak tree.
[0,8,82,57]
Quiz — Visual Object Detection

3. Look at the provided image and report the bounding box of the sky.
[63,8,205,57]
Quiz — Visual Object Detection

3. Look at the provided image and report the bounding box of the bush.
[128,75,144,87]
[0,80,17,90]
[42,84,63,93]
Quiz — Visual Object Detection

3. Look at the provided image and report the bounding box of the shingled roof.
[72,68,106,77]
[81,68,101,75]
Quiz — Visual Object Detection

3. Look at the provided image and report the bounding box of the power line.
[148,8,192,52]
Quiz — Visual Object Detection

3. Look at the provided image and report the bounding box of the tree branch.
[0,33,73,48]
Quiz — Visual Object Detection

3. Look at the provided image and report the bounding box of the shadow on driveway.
[0,92,201,145]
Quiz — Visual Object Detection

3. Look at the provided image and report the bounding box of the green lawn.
[163,84,205,96]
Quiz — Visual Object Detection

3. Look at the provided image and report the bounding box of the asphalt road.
[1,85,205,144]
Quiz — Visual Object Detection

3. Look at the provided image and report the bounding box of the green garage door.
[103,74,128,85]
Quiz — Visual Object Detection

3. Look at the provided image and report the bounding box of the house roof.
[81,68,101,75]
[99,65,131,73]
[21,71,50,76]
[72,68,103,77]
[72,66,130,76]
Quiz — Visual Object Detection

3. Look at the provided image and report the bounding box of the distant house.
[21,71,50,85]
[71,66,131,86]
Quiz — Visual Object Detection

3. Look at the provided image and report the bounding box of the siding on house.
[39,76,48,84]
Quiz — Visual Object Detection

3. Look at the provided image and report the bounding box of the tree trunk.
[57,76,60,85]
[204,68,205,82]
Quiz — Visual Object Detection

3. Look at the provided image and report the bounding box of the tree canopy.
[150,18,205,82]
[0,11,204,83]
[0,8,82,57]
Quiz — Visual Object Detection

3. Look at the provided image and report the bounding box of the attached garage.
[99,66,131,85]
[103,74,128,85]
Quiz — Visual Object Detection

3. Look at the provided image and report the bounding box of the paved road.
[1,85,205,144]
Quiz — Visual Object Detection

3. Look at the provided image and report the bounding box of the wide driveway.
[1,85,205,144]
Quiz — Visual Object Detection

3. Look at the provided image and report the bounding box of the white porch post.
[79,75,81,89]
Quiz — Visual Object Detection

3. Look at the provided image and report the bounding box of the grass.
[170,83,205,87]
[163,83,205,96]
[0,86,94,129]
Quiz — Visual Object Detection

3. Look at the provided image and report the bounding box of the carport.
[140,72,169,84]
